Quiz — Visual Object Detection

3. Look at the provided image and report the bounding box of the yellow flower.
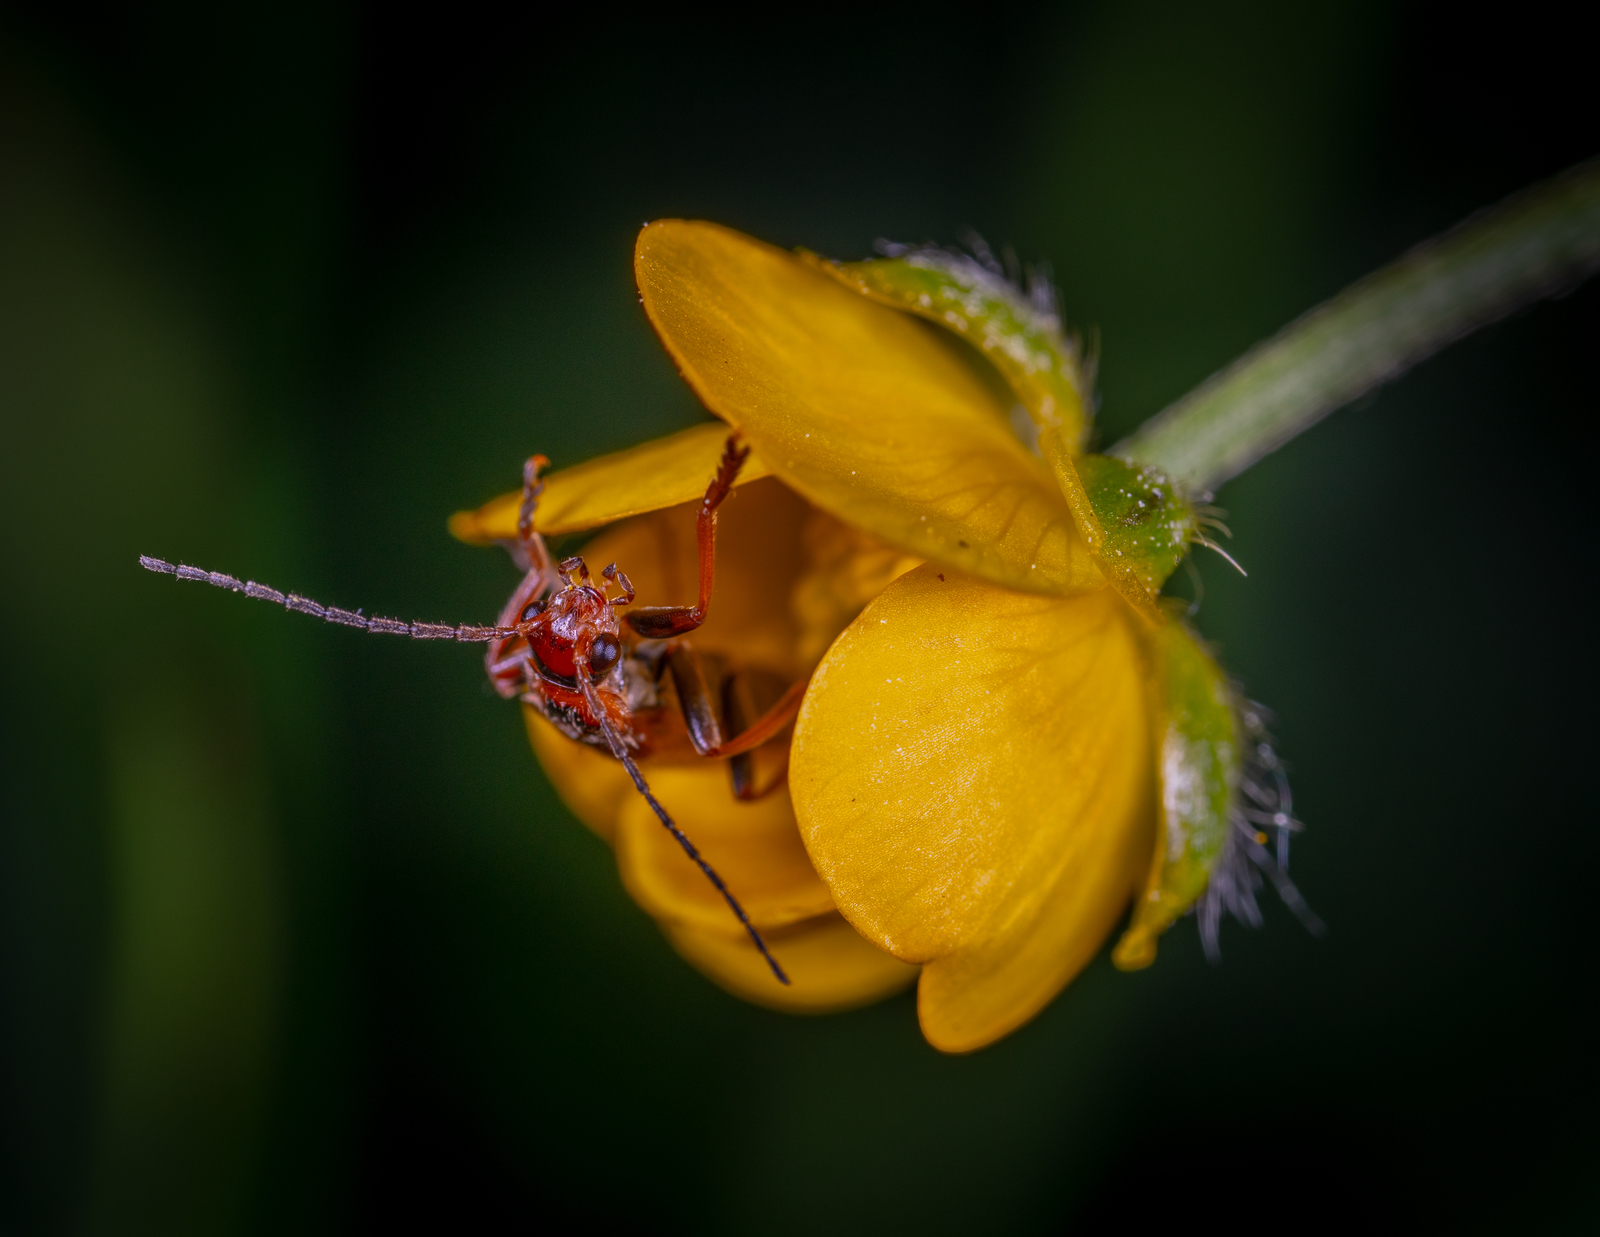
[453,221,1269,1048]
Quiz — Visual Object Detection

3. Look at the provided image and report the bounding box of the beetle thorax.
[528,584,619,679]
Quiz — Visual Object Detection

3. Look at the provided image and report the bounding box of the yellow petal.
[811,254,1108,547]
[449,421,774,543]
[533,701,827,935]
[530,705,914,1014]
[663,911,918,1014]
[614,766,835,934]
[526,707,631,844]
[790,512,923,668]
[634,220,1104,598]
[791,565,1152,1052]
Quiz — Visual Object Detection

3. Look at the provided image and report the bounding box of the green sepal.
[1113,621,1239,970]
[810,248,1092,454]
[1078,454,1199,596]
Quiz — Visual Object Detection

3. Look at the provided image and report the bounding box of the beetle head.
[522,581,622,683]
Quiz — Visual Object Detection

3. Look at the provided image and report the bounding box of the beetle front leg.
[624,433,749,640]
[486,471,562,700]
[515,454,556,577]
[495,454,557,576]
[485,566,549,699]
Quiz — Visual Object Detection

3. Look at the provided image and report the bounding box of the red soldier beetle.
[141,431,798,985]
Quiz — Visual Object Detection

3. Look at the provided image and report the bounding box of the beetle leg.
[624,433,749,639]
[485,565,554,699]
[664,644,806,771]
[498,454,555,576]
[728,747,791,801]
[601,562,635,606]
[662,642,726,756]
[722,670,794,800]
[704,678,805,760]
[487,652,527,680]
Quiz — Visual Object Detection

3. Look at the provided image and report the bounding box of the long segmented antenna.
[139,556,520,642]
[1192,507,1248,578]
[147,549,791,985]
[578,672,790,986]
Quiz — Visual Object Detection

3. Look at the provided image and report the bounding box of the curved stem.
[1114,156,1600,492]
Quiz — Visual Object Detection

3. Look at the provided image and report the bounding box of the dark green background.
[2,2,1594,1230]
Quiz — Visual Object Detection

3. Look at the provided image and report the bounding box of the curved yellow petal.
[614,767,834,934]
[526,708,632,844]
[790,565,1152,1052]
[634,220,1104,599]
[534,707,840,952]
[531,706,912,1014]
[449,421,774,543]
[791,513,923,668]
[811,253,1108,550]
[804,252,1207,617]
[914,856,1141,1052]
[664,912,918,1014]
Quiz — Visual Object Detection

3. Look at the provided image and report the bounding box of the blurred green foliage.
[1,2,1595,1231]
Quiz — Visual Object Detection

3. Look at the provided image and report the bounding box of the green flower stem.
[1115,157,1600,492]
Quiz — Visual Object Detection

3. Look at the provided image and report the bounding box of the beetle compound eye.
[588,633,622,679]
[520,597,547,623]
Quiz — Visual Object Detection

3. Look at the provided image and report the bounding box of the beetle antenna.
[139,556,519,642]
[578,673,790,986]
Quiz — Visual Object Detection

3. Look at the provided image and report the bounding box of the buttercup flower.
[140,163,1595,1060]
[452,221,1300,1048]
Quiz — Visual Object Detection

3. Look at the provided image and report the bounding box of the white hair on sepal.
[1178,556,1206,618]
[1188,504,1248,577]
[1197,699,1326,963]
[871,233,1078,357]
